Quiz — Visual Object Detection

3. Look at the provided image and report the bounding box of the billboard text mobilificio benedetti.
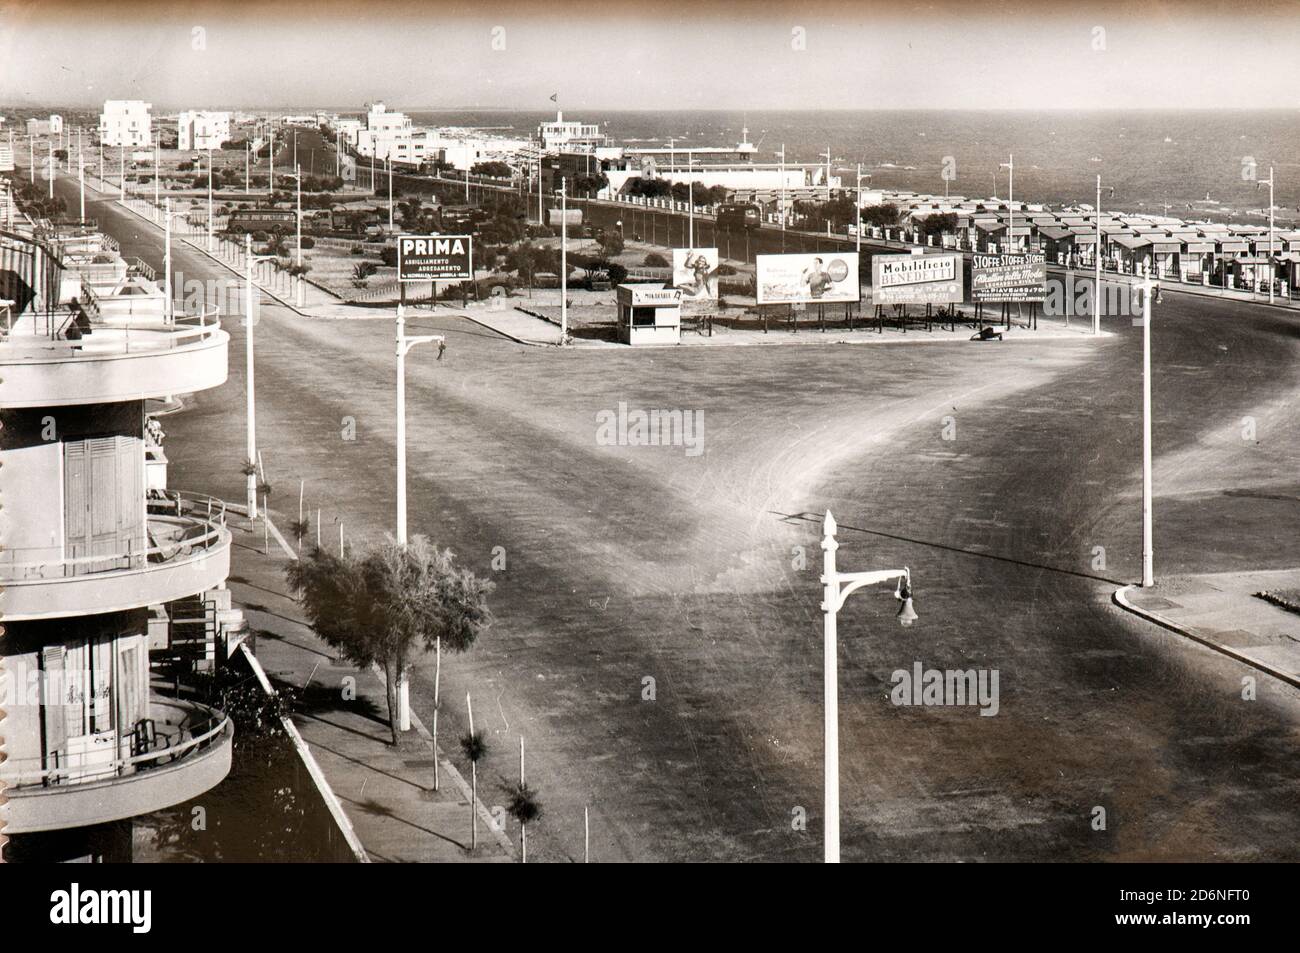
[756,252,861,305]
[871,252,964,305]
[971,253,1047,303]
[397,234,473,282]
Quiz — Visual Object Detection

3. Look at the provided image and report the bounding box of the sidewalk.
[1115,569,1300,688]
[225,518,515,863]
[463,303,1109,349]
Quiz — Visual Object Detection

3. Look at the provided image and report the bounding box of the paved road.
[66,172,1300,863]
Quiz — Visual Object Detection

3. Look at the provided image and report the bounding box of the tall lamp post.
[1140,279,1155,587]
[394,303,444,730]
[206,148,215,251]
[1258,167,1275,304]
[777,144,786,251]
[244,235,276,520]
[819,510,917,863]
[1000,154,1014,253]
[560,180,568,344]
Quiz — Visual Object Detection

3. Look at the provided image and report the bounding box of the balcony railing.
[1,303,221,354]
[0,699,230,791]
[0,511,227,582]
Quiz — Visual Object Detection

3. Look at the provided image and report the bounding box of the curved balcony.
[0,511,231,621]
[0,307,228,408]
[0,699,233,834]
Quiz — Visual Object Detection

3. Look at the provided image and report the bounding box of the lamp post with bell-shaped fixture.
[819,510,916,863]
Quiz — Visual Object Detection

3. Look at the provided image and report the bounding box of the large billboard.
[871,252,964,305]
[672,248,720,310]
[756,252,861,305]
[397,234,473,282]
[971,253,1047,303]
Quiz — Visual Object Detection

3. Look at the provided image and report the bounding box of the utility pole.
[244,234,269,520]
[154,132,160,209]
[1001,154,1014,253]
[394,303,443,731]
[47,138,54,198]
[1141,280,1154,588]
[561,180,568,344]
[207,148,214,250]
[164,198,174,322]
[1094,175,1102,335]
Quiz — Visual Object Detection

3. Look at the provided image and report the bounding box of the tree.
[597,229,624,258]
[861,202,902,228]
[917,212,957,237]
[286,536,493,745]
[471,160,513,179]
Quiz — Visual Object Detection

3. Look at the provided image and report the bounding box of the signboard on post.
[397,234,473,282]
[971,252,1047,302]
[756,252,860,305]
[672,248,719,312]
[871,252,964,305]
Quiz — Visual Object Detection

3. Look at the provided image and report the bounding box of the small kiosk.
[616,284,682,346]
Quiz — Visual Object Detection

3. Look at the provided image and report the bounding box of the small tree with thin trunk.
[286,535,493,744]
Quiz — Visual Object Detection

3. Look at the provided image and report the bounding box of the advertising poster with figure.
[672,248,720,312]
[756,252,861,305]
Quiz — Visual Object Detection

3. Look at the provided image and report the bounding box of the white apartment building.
[99,100,153,148]
[177,110,232,151]
[537,111,606,153]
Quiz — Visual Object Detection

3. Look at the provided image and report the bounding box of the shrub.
[643,252,669,268]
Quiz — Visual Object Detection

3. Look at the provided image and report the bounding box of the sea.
[401,109,1300,226]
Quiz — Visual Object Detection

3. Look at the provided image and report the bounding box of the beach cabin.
[616,284,681,346]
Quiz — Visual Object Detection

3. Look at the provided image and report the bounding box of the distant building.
[99,100,152,148]
[25,115,61,137]
[536,111,606,153]
[177,111,232,151]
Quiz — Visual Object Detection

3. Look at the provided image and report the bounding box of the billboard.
[756,252,861,305]
[971,253,1047,302]
[871,252,964,305]
[397,234,473,282]
[672,248,720,310]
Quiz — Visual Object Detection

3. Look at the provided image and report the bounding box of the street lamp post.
[688,149,694,248]
[778,143,786,251]
[244,235,276,520]
[819,510,917,863]
[560,180,568,344]
[394,303,444,731]
[1000,154,1014,253]
[207,148,214,251]
[1140,280,1154,587]
[1259,167,1275,304]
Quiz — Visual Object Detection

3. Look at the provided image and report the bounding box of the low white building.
[100,100,152,148]
[177,111,231,151]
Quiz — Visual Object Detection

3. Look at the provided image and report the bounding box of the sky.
[4,0,1300,112]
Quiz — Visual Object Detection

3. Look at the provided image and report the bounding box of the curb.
[113,197,312,316]
[457,311,552,348]
[368,663,518,859]
[239,643,371,863]
[1113,584,1300,690]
